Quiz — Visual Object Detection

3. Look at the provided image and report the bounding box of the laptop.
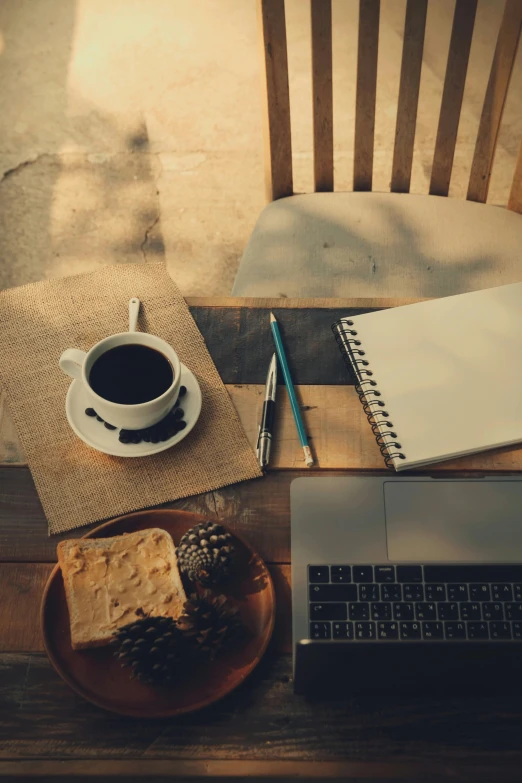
[291,476,522,695]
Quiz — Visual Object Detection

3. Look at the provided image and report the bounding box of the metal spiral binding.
[332,319,406,469]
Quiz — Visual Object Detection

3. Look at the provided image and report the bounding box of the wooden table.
[3,297,522,781]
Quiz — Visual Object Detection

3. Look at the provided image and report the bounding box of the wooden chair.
[232,0,522,299]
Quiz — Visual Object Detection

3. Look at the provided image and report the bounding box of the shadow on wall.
[0,1,164,291]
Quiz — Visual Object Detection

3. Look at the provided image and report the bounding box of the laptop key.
[355,622,376,640]
[381,583,402,601]
[505,603,522,620]
[353,566,373,583]
[331,566,352,583]
[492,584,513,601]
[470,584,490,601]
[445,621,466,640]
[482,602,504,621]
[460,602,481,620]
[333,622,354,640]
[377,622,399,639]
[310,622,331,639]
[437,602,459,621]
[467,621,489,640]
[309,584,357,602]
[400,621,421,640]
[397,566,423,583]
[359,584,379,601]
[403,583,424,601]
[371,602,392,620]
[349,602,370,621]
[490,621,512,640]
[425,565,522,582]
[310,603,347,621]
[515,585,522,601]
[415,602,437,621]
[513,622,522,639]
[308,566,329,583]
[394,602,414,621]
[375,566,395,583]
[448,584,468,601]
[422,621,444,640]
[425,584,446,601]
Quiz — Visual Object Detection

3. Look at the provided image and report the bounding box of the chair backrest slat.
[258,0,522,208]
[257,0,293,202]
[354,0,380,192]
[391,0,428,194]
[508,140,522,213]
[429,0,477,197]
[467,0,522,203]
[311,0,333,192]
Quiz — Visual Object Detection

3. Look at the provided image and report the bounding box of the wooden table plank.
[0,468,295,563]
[2,759,513,781]
[0,563,292,655]
[7,384,522,472]
[185,296,429,309]
[190,306,370,385]
[2,653,522,770]
[5,461,522,564]
[0,385,382,469]
[0,760,520,781]
[0,564,52,651]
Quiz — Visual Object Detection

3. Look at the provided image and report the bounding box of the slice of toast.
[57,528,186,650]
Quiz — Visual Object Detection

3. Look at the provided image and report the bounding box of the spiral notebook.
[333,282,522,471]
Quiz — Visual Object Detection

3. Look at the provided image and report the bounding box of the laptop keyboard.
[309,564,522,642]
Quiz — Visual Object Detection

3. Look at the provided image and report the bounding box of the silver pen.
[256,353,278,468]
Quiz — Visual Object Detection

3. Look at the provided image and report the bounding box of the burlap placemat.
[0,263,262,534]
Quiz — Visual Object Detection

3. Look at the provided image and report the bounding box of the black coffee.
[89,344,174,405]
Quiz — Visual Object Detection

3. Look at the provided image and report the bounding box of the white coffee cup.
[59,332,181,430]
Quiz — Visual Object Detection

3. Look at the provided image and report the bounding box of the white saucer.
[65,363,202,457]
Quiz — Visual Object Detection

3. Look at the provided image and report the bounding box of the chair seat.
[231,192,522,298]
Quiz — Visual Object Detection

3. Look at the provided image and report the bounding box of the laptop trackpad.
[384,480,522,562]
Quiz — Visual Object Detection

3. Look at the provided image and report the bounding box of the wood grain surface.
[0,759,520,781]
[0,564,52,651]
[257,0,293,202]
[430,0,477,197]
[3,298,522,778]
[2,653,522,773]
[390,0,427,194]
[190,305,370,385]
[0,563,291,655]
[0,467,297,563]
[5,383,522,472]
[467,0,522,203]
[508,138,522,213]
[184,296,428,308]
[311,0,333,192]
[354,0,380,191]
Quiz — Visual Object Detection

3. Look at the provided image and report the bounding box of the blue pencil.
[270,312,314,468]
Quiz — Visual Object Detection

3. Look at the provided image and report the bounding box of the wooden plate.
[41,509,275,717]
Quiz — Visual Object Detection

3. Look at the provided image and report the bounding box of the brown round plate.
[41,509,275,717]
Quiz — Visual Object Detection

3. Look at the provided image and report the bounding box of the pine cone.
[113,614,184,685]
[177,591,242,659]
[177,521,235,586]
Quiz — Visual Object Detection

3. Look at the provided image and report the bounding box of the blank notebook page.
[347,283,522,470]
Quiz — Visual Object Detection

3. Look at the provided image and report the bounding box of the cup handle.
[59,348,87,379]
[129,298,140,332]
